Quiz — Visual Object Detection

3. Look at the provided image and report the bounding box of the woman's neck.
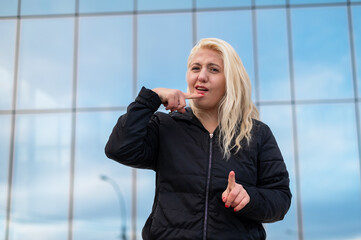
[194,108,219,134]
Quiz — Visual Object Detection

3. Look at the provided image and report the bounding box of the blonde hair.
[188,38,259,159]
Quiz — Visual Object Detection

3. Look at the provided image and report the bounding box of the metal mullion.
[251,0,260,108]
[132,1,138,239]
[346,0,361,209]
[5,0,22,239]
[67,0,79,239]
[285,1,304,239]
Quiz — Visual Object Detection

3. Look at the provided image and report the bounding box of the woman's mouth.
[195,85,208,94]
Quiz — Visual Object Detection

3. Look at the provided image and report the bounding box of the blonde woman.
[105,38,291,240]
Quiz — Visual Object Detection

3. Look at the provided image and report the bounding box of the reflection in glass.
[0,0,17,16]
[0,20,16,110]
[0,115,11,239]
[137,0,191,11]
[79,0,133,13]
[256,0,285,5]
[17,18,74,110]
[257,9,290,101]
[197,10,255,99]
[73,111,132,240]
[136,169,155,240]
[353,6,361,96]
[196,0,251,8]
[290,0,345,4]
[292,7,353,100]
[77,16,133,108]
[137,13,192,92]
[259,105,298,240]
[297,103,361,239]
[21,0,75,15]
[9,113,71,240]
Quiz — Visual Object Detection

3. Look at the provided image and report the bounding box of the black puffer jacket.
[105,87,291,240]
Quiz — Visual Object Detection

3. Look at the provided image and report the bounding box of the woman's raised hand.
[152,88,204,113]
[222,171,250,212]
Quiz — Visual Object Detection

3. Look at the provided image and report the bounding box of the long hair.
[188,38,259,159]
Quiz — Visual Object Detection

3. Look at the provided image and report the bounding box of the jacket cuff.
[135,87,162,112]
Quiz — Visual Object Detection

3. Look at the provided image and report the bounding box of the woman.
[105,38,291,240]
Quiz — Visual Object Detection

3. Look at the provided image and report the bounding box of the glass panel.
[136,169,155,240]
[259,105,298,239]
[0,0,18,16]
[256,0,285,5]
[257,9,291,101]
[9,113,71,240]
[137,13,192,92]
[77,16,133,108]
[353,6,361,96]
[197,10,256,100]
[290,0,345,4]
[297,103,361,240]
[73,111,132,240]
[0,115,11,239]
[197,0,251,8]
[0,20,16,110]
[137,0,192,11]
[17,18,74,110]
[79,0,133,13]
[292,6,353,100]
[21,0,75,15]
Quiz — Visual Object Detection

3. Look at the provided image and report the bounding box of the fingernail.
[225,205,229,208]
[233,209,237,212]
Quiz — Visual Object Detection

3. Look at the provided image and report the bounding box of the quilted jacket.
[105,87,292,240]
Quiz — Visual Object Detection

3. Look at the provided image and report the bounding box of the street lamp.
[100,175,127,240]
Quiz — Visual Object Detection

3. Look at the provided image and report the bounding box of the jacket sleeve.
[104,87,162,170]
[239,124,292,223]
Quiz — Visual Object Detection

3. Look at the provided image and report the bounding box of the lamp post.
[100,175,127,240]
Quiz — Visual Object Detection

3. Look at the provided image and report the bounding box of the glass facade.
[1,1,361,240]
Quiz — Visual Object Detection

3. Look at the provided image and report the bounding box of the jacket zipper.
[203,133,213,240]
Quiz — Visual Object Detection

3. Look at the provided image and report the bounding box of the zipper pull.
[210,133,213,139]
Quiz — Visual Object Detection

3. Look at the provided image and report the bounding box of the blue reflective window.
[17,18,74,110]
[21,0,75,15]
[0,0,17,16]
[79,0,133,13]
[0,115,11,239]
[137,0,192,11]
[0,20,16,110]
[137,13,192,92]
[197,10,255,99]
[197,0,251,8]
[297,103,361,239]
[259,105,298,239]
[353,6,361,97]
[136,170,155,239]
[257,9,290,101]
[9,113,71,240]
[77,16,133,108]
[292,7,353,100]
[256,0,285,5]
[73,111,132,240]
[290,0,345,4]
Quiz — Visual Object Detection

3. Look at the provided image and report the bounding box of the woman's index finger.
[183,92,204,99]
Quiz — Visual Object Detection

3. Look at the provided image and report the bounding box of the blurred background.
[0,0,361,239]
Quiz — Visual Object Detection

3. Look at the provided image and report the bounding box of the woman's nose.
[197,69,208,82]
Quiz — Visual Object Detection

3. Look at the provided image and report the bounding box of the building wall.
[0,0,361,239]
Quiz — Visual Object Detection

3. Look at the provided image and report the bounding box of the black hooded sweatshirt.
[105,87,292,240]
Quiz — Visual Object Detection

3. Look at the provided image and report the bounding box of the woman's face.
[187,48,226,112]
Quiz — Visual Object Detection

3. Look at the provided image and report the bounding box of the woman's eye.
[192,67,200,71]
[211,68,219,72]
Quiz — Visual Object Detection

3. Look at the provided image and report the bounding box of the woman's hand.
[222,171,250,212]
[152,88,204,113]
